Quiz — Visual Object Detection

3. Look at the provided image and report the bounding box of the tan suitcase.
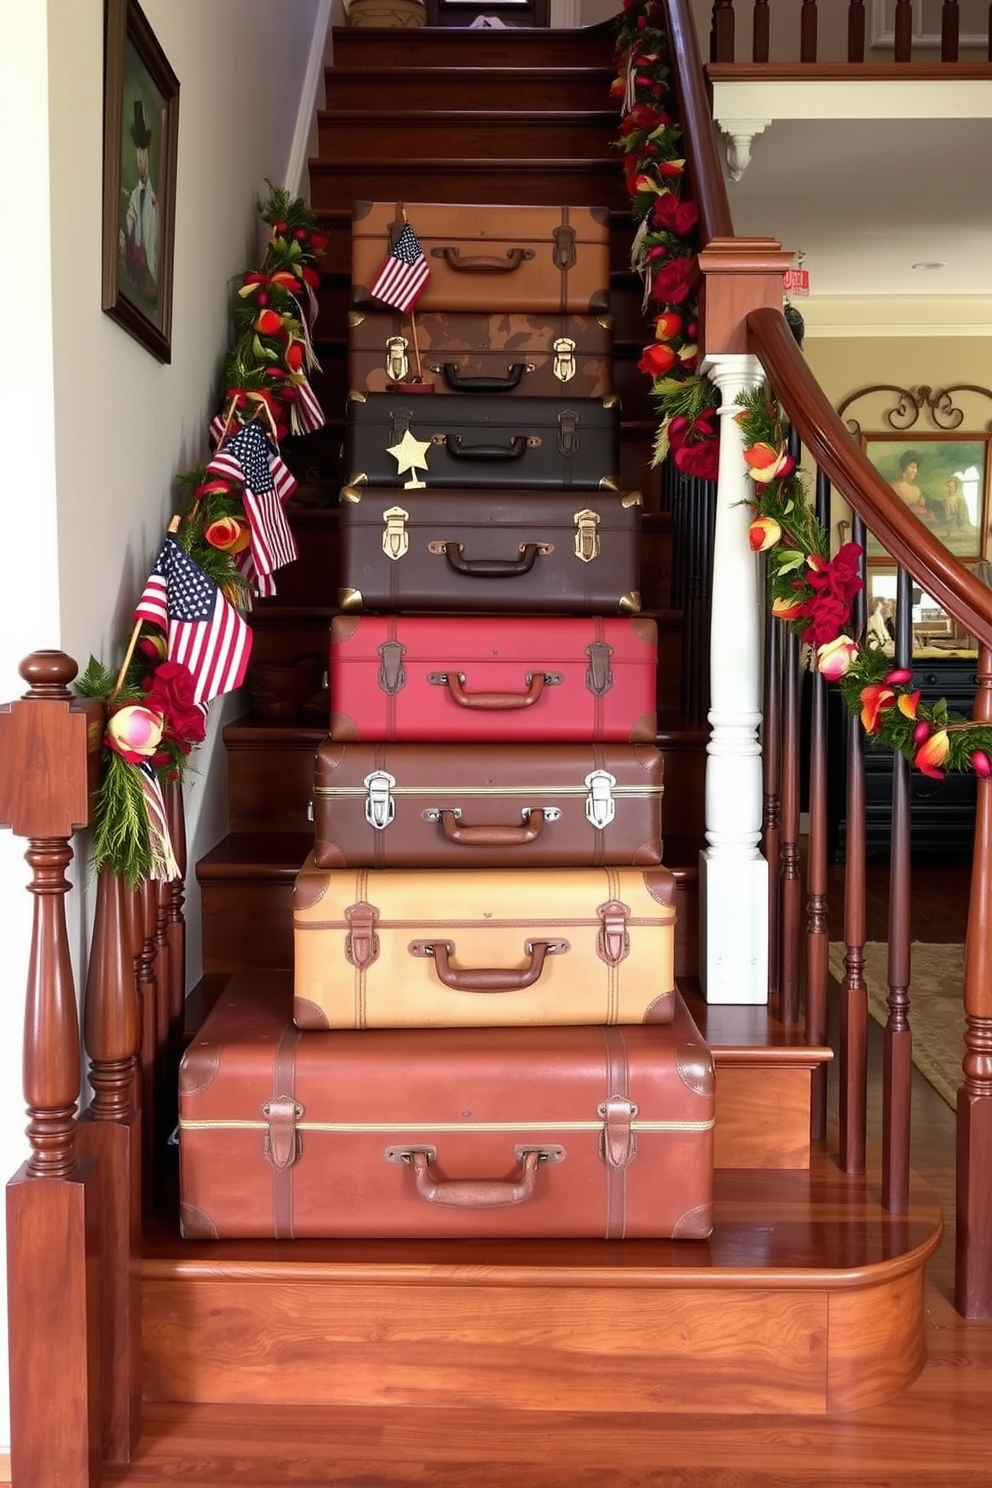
[293,855,676,1030]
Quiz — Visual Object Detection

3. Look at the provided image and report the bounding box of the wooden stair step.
[316,110,618,159]
[329,22,616,69]
[140,1114,938,1417]
[308,159,629,212]
[323,64,615,112]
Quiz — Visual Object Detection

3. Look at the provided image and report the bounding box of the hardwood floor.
[97,866,992,1487]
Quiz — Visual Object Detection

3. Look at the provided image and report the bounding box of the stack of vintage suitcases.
[178,201,716,1243]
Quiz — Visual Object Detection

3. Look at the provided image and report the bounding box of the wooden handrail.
[746,307,992,652]
[664,0,734,243]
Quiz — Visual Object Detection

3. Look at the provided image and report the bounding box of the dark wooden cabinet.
[827,657,978,864]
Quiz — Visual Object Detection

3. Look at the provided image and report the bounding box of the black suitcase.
[344,391,621,491]
[337,485,643,615]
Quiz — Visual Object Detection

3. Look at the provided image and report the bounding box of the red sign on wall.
[783,267,809,297]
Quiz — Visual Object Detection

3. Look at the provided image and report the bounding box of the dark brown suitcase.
[338,486,642,615]
[351,201,611,315]
[345,391,620,491]
[312,740,663,869]
[347,307,614,399]
[178,968,714,1240]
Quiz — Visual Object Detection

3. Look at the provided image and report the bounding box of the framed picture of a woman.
[861,433,989,563]
[101,0,179,362]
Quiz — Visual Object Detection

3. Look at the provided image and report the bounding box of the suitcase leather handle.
[409,937,557,990]
[439,363,526,393]
[445,672,545,710]
[443,542,540,578]
[438,809,546,846]
[407,1147,544,1208]
[443,434,528,462]
[430,246,534,274]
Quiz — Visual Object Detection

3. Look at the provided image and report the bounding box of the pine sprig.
[89,752,153,886]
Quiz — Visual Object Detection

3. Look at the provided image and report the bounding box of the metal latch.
[557,409,579,457]
[596,899,631,966]
[384,334,409,382]
[552,336,576,384]
[585,641,614,696]
[597,1095,638,1169]
[585,769,617,829]
[382,505,409,561]
[573,508,601,564]
[552,223,577,270]
[364,770,396,830]
[377,639,407,695]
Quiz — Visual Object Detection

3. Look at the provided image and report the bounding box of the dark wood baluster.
[882,564,914,1210]
[942,0,960,60]
[0,651,104,1487]
[762,588,782,1017]
[894,0,914,58]
[805,466,831,1138]
[839,514,868,1175]
[848,0,866,61]
[711,0,735,62]
[956,643,992,1318]
[77,866,142,1463]
[800,0,818,62]
[753,0,770,61]
[779,627,802,1026]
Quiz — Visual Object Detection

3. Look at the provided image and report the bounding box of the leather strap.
[268,1022,302,1240]
[600,1025,634,1240]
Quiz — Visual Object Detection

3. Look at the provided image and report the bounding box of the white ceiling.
[707,78,992,325]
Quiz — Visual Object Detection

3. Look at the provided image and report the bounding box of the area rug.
[827,942,966,1110]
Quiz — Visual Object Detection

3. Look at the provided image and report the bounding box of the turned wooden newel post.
[77,865,143,1462]
[0,650,104,1488]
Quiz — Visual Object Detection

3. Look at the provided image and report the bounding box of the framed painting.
[101,0,179,362]
[861,432,989,563]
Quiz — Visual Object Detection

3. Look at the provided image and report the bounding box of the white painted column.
[698,352,769,1004]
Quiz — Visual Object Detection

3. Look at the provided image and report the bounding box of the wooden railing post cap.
[18,651,79,697]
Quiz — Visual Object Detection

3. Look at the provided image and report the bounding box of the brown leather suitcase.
[292,855,677,1030]
[178,967,714,1240]
[328,614,659,744]
[338,486,642,615]
[344,391,620,492]
[311,740,664,869]
[351,201,611,315]
[347,307,614,398]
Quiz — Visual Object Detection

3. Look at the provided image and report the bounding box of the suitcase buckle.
[364,771,396,830]
[585,642,614,696]
[377,640,407,695]
[384,335,410,382]
[552,336,576,384]
[573,508,601,564]
[596,898,630,965]
[552,224,577,270]
[345,900,380,968]
[262,1096,303,1171]
[382,505,409,561]
[557,409,579,457]
[585,770,617,829]
[597,1095,638,1169]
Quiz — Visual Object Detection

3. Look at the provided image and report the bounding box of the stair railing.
[708,0,992,63]
[0,650,188,1482]
[662,0,992,1317]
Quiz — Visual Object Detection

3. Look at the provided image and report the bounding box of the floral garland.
[76,184,327,885]
[737,386,992,780]
[613,0,720,481]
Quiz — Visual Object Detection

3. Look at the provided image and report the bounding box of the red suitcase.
[178,968,714,1241]
[328,614,659,744]
[347,307,614,399]
[311,739,664,869]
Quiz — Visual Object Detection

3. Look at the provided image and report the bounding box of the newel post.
[0,651,105,1488]
[696,238,793,1003]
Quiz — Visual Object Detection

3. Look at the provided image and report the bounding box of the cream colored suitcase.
[293,855,676,1030]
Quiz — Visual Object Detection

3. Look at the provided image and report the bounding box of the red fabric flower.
[649,255,696,304]
[638,342,677,378]
[650,193,699,236]
[144,661,207,753]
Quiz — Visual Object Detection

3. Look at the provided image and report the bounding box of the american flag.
[134,535,251,706]
[369,222,430,314]
[208,419,299,580]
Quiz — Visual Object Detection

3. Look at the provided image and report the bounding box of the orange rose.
[748,516,781,552]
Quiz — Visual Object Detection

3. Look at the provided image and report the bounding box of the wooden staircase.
[148,18,943,1439]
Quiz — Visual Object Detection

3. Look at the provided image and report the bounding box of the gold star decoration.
[386,428,431,488]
